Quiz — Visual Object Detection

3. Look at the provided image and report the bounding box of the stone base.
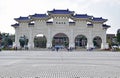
[69,43,75,48]
[47,43,52,48]
[86,43,94,49]
[101,43,109,49]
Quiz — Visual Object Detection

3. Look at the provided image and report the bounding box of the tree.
[117,29,120,45]
[34,36,46,48]
[1,33,14,48]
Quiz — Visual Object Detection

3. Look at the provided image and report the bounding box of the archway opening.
[52,33,69,48]
[93,36,102,48]
[34,34,47,48]
[19,35,29,48]
[75,35,87,48]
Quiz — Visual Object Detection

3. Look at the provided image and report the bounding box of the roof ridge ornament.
[92,17,108,23]
[47,9,74,15]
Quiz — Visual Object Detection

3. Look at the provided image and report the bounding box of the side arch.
[93,36,102,48]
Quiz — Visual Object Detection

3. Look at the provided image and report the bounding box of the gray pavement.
[0,50,120,78]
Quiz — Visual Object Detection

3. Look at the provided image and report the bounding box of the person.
[69,47,73,51]
[87,47,93,51]
[56,47,59,51]
[67,47,69,51]
[13,46,17,50]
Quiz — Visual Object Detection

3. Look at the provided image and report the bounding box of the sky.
[0,0,120,34]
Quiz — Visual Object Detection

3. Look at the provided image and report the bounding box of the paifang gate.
[11,9,110,49]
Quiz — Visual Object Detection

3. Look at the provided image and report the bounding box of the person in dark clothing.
[56,47,59,51]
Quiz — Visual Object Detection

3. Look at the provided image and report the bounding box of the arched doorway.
[19,35,29,48]
[34,34,47,48]
[93,36,102,48]
[75,35,87,48]
[52,33,69,48]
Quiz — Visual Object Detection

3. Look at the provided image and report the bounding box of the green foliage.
[117,32,120,44]
[19,39,25,47]
[0,33,14,48]
[116,48,120,51]
[64,42,69,47]
[34,36,47,48]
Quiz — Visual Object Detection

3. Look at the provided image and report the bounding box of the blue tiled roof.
[46,21,53,23]
[31,14,49,18]
[92,17,107,22]
[14,16,30,21]
[87,24,93,26]
[11,23,19,26]
[73,14,92,18]
[69,22,75,24]
[103,24,110,28]
[48,9,74,14]
[28,23,34,25]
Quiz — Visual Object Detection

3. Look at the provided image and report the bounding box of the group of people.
[51,46,74,52]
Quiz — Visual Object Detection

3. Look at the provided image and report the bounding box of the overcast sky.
[0,0,120,34]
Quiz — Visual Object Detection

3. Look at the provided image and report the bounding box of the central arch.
[34,34,47,48]
[52,33,69,48]
[75,35,87,48]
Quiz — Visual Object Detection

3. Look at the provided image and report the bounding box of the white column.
[46,39,52,48]
[101,43,109,49]
[69,39,75,48]
[28,37,34,49]
[28,28,34,49]
[101,32,109,49]
[14,28,20,48]
[69,29,75,48]
[87,38,94,49]
[86,30,94,49]
[46,28,52,48]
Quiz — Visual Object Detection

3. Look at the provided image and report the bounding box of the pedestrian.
[69,47,72,51]
[67,47,69,51]
[56,47,59,52]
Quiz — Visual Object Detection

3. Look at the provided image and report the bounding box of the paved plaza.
[0,50,120,78]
